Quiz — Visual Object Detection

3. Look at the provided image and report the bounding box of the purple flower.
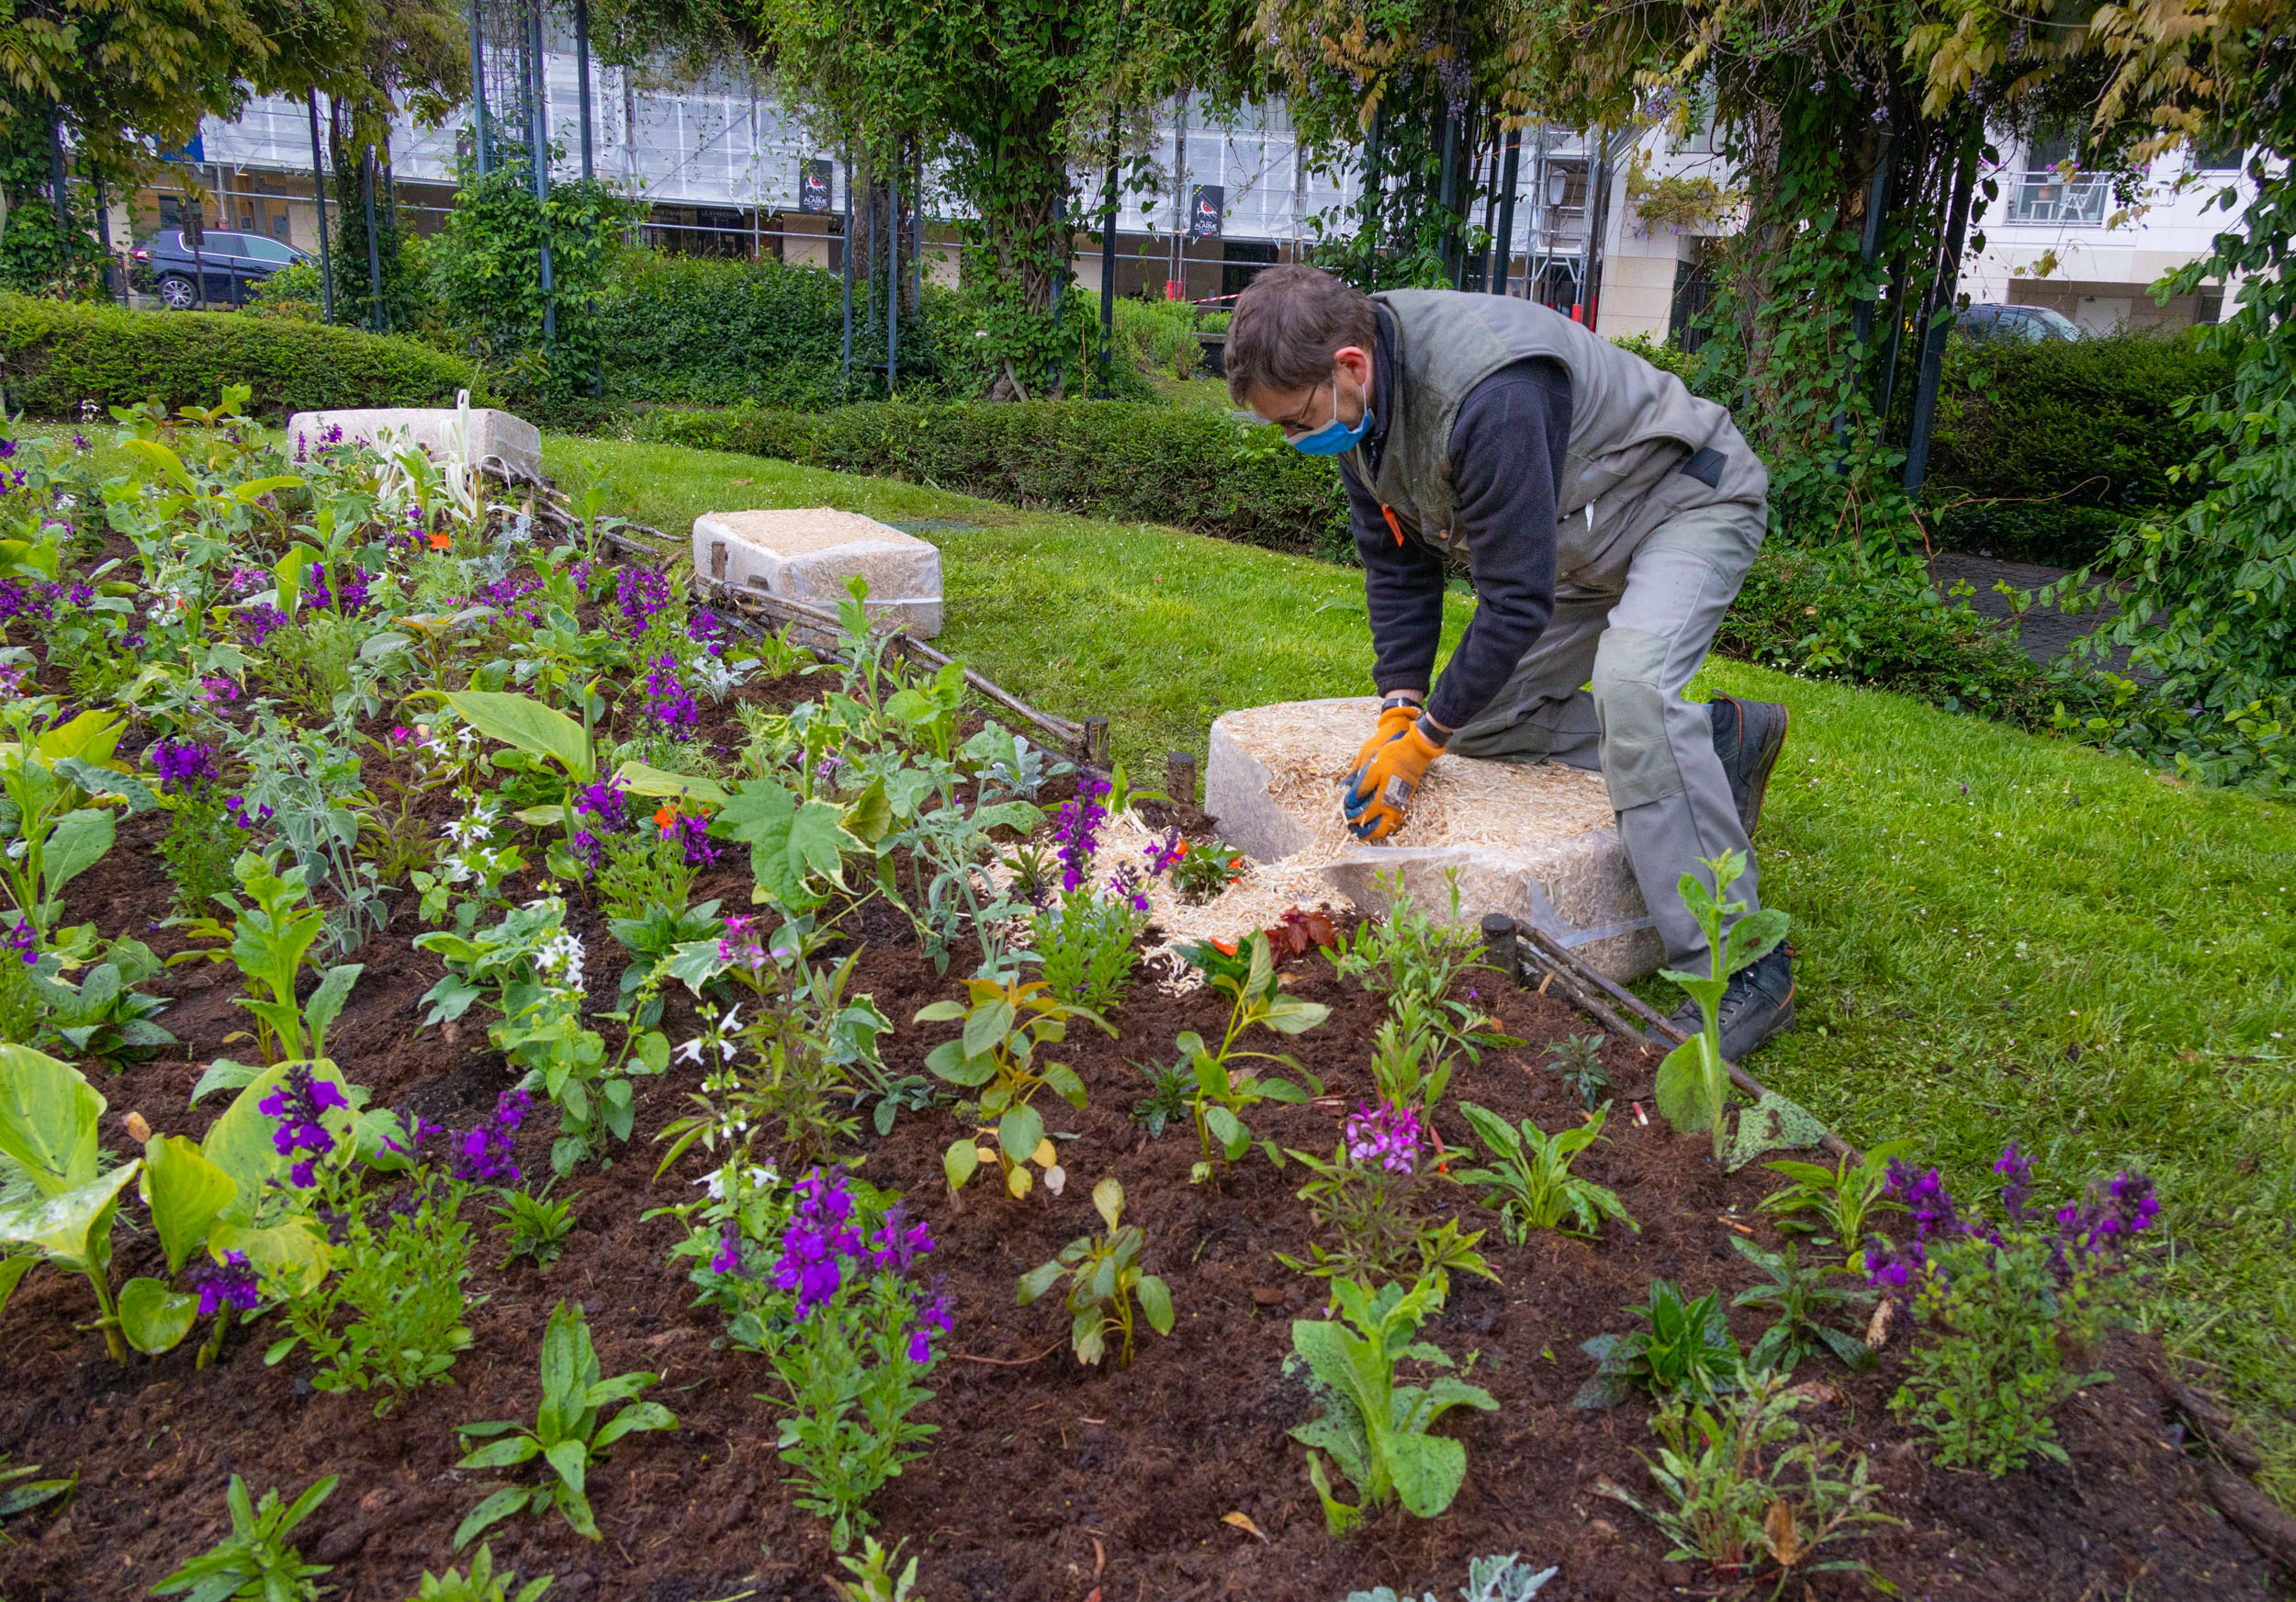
[0,579,56,624]
[1345,1098,1423,1175]
[643,654,698,730]
[224,795,275,831]
[710,1221,745,1276]
[225,566,270,598]
[258,1066,349,1187]
[0,438,17,459]
[1863,1234,1929,1295]
[575,778,632,832]
[1107,863,1150,912]
[71,432,89,453]
[1051,776,1110,893]
[568,559,598,597]
[0,664,28,696]
[308,562,372,615]
[689,608,726,658]
[907,1283,951,1363]
[478,571,540,612]
[1143,829,1187,877]
[663,808,720,867]
[241,604,288,646]
[616,570,671,633]
[3,918,35,966]
[718,914,771,972]
[189,1250,261,1317]
[868,1203,934,1273]
[453,1089,532,1185]
[775,1166,865,1316]
[1885,1159,1962,1241]
[198,674,240,705]
[152,737,220,794]
[1994,1142,2034,1221]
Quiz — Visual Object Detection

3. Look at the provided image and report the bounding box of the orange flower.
[1211,937,1239,956]
[1173,840,1190,859]
[426,528,451,551]
[654,805,678,835]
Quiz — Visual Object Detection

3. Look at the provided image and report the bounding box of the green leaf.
[139,1134,238,1275]
[454,1486,534,1551]
[1652,1038,1713,1134]
[1041,1061,1087,1109]
[962,998,1017,1061]
[997,1104,1045,1168]
[1204,1105,1246,1158]
[0,1044,105,1193]
[301,964,363,1056]
[207,1217,332,1298]
[943,1139,980,1191]
[1136,1273,1175,1335]
[203,1061,357,1200]
[1726,1090,1830,1170]
[0,1254,33,1314]
[445,691,595,783]
[40,808,114,899]
[118,1277,198,1355]
[912,999,967,1022]
[1386,1431,1469,1518]
[1305,1451,1361,1536]
[0,1161,138,1268]
[1016,1259,1065,1305]
[544,1438,590,1501]
[612,760,728,808]
[1723,907,1790,975]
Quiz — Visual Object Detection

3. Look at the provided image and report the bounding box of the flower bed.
[0,398,2276,1602]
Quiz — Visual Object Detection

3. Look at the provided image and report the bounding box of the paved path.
[1930,552,2137,673]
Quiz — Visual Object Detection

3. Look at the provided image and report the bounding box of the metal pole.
[360,146,383,330]
[840,153,854,391]
[92,172,119,303]
[1097,121,1119,398]
[1579,129,1615,326]
[1492,124,1521,296]
[469,0,490,175]
[307,91,335,321]
[1835,128,1896,455]
[1168,98,1186,296]
[529,0,556,352]
[189,184,208,310]
[1437,110,1463,287]
[1478,117,1502,291]
[887,161,899,394]
[574,0,593,182]
[47,107,72,292]
[1049,190,1066,393]
[1904,118,1980,499]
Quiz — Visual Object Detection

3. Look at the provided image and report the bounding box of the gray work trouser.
[1447,495,1767,970]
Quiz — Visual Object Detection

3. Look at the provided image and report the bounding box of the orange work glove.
[1352,701,1421,773]
[1343,717,1444,840]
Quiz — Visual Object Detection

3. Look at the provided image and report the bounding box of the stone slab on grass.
[693,508,943,638]
[283,405,541,479]
[1206,696,1660,981]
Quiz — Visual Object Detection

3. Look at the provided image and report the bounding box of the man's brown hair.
[1224,265,1377,404]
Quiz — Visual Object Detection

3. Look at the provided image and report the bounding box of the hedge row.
[636,399,1353,556]
[1920,330,2234,564]
[0,295,485,421]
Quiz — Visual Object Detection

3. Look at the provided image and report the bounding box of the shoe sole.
[1739,705,1789,838]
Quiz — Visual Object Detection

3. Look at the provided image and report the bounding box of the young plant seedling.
[1016,1178,1176,1366]
[453,1300,677,1547]
[1454,1102,1639,1243]
[410,1544,555,1602]
[1728,1237,1876,1375]
[918,975,1113,1199]
[490,1187,578,1269]
[1345,1553,1559,1602]
[1182,931,1328,1181]
[167,848,362,1066]
[1759,1139,1918,1264]
[1652,851,1788,1162]
[1544,1032,1610,1111]
[1577,1280,1740,1408]
[1288,1275,1499,1533]
[828,1535,922,1602]
[151,1473,337,1602]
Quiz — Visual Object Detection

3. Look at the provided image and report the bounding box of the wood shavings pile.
[1216,700,1617,852]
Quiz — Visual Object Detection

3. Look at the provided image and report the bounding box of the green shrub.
[1716,541,2074,727]
[636,398,1352,555]
[0,293,484,420]
[1920,330,2234,563]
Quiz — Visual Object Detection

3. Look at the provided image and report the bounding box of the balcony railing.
[2007,170,2109,225]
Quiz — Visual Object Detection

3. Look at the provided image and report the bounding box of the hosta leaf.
[445,691,594,782]
[140,1134,237,1275]
[0,1044,104,1193]
[118,1277,197,1355]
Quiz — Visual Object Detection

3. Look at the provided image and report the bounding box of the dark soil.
[0,703,2279,1600]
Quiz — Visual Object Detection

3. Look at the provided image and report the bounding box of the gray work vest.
[1352,290,1757,583]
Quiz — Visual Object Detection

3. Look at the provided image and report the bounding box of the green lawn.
[549,430,2296,1500]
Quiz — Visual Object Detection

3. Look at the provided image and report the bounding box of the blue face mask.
[1288,377,1375,456]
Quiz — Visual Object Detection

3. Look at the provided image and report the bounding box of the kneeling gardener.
[1226,265,1795,1058]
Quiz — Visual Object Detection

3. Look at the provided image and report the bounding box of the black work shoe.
[1709,695,1790,837]
[1665,944,1795,1062]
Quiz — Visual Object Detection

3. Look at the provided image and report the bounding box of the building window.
[2009,133,2108,224]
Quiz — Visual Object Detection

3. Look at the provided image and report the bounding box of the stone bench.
[692,508,943,639]
[283,404,541,480]
[1205,696,1660,981]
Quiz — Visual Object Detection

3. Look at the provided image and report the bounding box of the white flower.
[675,1036,705,1066]
[694,1163,775,1200]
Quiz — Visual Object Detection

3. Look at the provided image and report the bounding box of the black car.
[133,229,312,310]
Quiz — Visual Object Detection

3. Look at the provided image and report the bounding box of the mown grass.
[550,430,2296,1500]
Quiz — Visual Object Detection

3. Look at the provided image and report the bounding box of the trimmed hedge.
[1923,331,2234,565]
[636,399,1352,556]
[0,294,485,421]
